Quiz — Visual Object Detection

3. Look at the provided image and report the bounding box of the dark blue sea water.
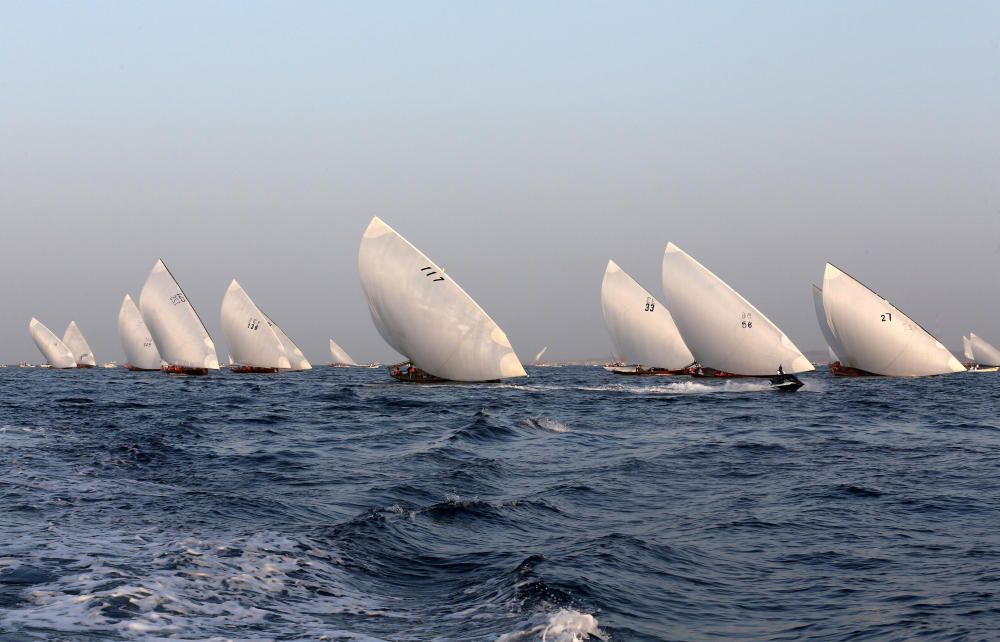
[2,366,999,641]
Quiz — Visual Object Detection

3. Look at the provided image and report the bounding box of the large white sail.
[660,243,813,375]
[358,216,526,381]
[969,333,1000,367]
[265,317,312,371]
[812,285,847,364]
[602,260,694,370]
[220,280,291,370]
[139,259,219,371]
[963,335,975,362]
[29,318,77,369]
[821,264,964,376]
[62,321,97,367]
[329,339,356,366]
[118,294,163,370]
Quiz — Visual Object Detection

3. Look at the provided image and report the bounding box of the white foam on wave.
[521,416,571,433]
[578,380,772,394]
[497,608,606,642]
[0,529,394,640]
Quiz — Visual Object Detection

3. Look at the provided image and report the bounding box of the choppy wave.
[2,366,999,640]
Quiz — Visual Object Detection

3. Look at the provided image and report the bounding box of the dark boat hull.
[388,364,498,384]
[828,362,880,377]
[606,365,689,376]
[230,365,281,374]
[769,373,805,391]
[124,364,159,372]
[161,365,210,376]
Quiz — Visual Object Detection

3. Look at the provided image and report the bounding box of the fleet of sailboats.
[357,216,526,383]
[10,238,999,389]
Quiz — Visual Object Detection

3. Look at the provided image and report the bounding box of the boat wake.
[498,608,606,641]
[579,380,774,394]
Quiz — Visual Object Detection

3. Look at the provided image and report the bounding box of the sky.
[1,1,998,364]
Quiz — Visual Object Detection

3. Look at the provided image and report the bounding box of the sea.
[1,365,999,641]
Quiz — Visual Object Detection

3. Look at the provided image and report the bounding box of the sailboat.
[963,335,975,365]
[821,263,964,377]
[811,285,875,376]
[660,243,813,390]
[533,345,549,365]
[328,339,357,367]
[62,321,97,368]
[601,259,694,376]
[357,216,527,383]
[118,294,164,371]
[265,315,312,371]
[28,318,77,369]
[967,333,1000,372]
[221,280,291,373]
[139,259,220,375]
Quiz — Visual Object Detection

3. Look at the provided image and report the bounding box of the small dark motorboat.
[769,366,804,391]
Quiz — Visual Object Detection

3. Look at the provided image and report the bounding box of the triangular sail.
[812,285,847,365]
[220,280,291,370]
[29,318,77,368]
[62,321,97,367]
[821,263,964,376]
[118,294,164,370]
[358,216,526,381]
[660,243,813,375]
[329,339,356,366]
[602,260,694,370]
[963,335,975,362]
[139,259,219,370]
[534,346,548,362]
[969,333,1000,367]
[265,316,312,371]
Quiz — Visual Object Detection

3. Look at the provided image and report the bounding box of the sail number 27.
[881,313,892,322]
[741,312,752,329]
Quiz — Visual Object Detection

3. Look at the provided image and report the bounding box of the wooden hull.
[605,365,689,376]
[689,366,750,378]
[828,362,880,377]
[388,364,498,384]
[230,365,281,374]
[76,364,95,369]
[161,365,209,376]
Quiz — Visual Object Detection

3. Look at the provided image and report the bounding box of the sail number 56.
[741,312,752,329]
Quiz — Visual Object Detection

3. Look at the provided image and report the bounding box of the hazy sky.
[2,1,998,364]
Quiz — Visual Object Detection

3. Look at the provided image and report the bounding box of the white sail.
[602,260,694,370]
[62,321,97,367]
[963,335,975,362]
[139,259,219,370]
[821,263,964,376]
[264,317,311,371]
[969,333,1000,367]
[358,216,526,381]
[329,339,356,366]
[660,243,813,375]
[533,346,548,362]
[812,285,847,364]
[118,295,164,370]
[29,318,77,368]
[220,280,291,370]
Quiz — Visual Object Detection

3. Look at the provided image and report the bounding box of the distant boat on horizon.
[964,332,1000,372]
[357,216,526,383]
